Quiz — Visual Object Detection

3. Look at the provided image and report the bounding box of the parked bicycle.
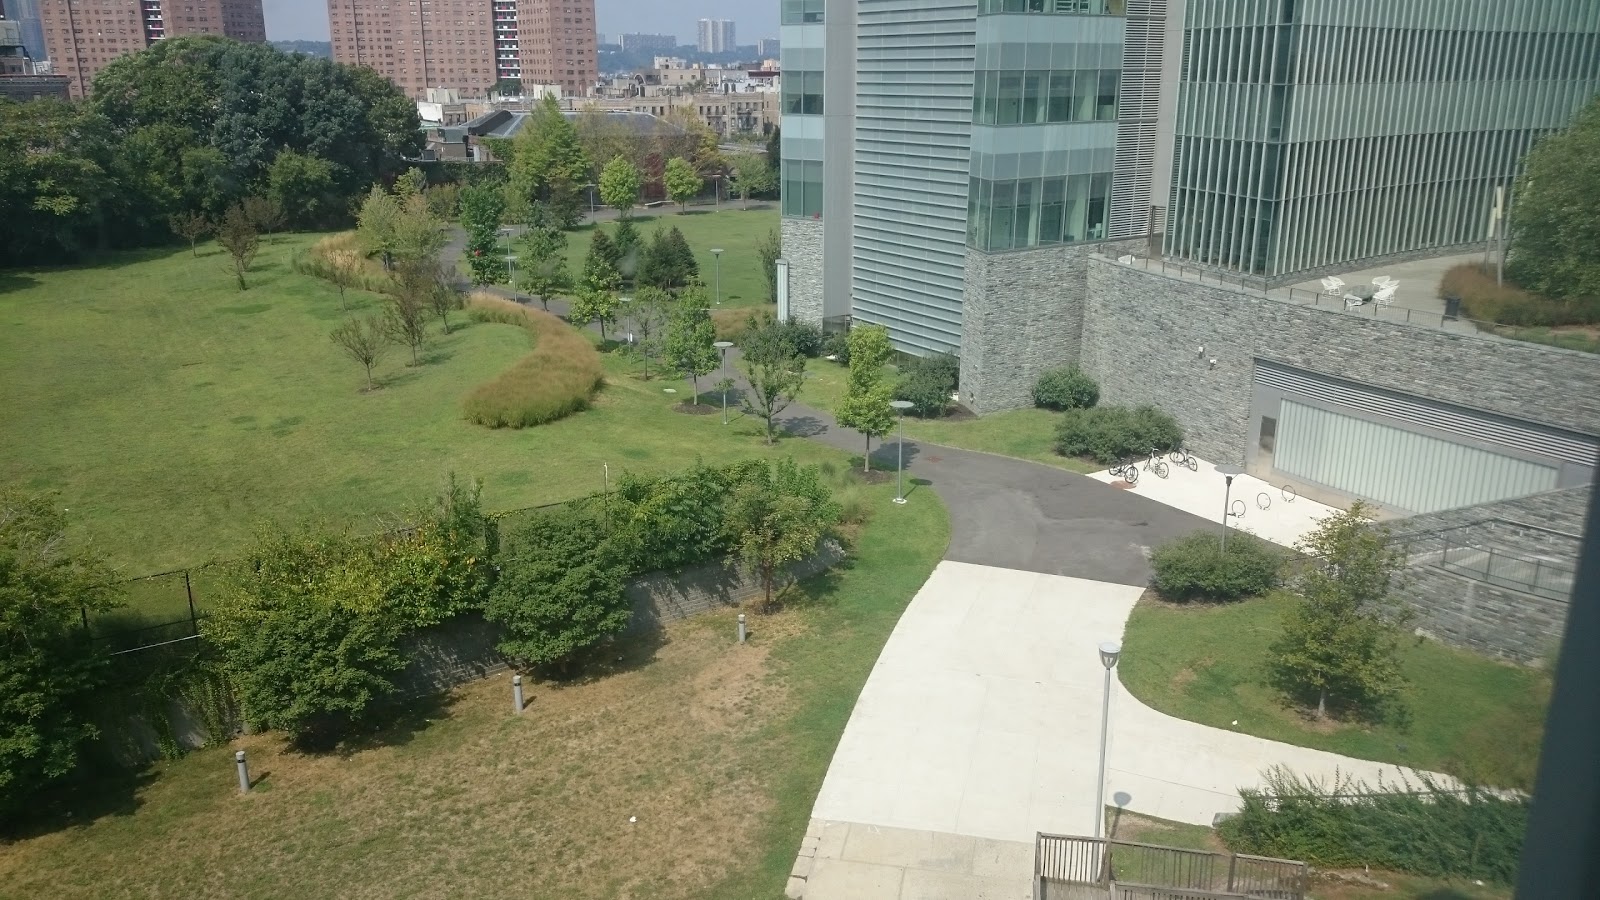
[1144,448,1170,479]
[1168,446,1200,471]
[1108,458,1140,485]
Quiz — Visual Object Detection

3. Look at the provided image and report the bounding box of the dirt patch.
[847,468,894,484]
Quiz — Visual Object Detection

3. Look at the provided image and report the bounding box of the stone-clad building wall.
[1389,485,1593,543]
[1079,258,1600,466]
[1401,567,1567,666]
[783,217,826,324]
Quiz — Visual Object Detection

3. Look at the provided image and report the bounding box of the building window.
[968,173,1112,251]
[976,0,1126,14]
[780,0,823,24]
[782,70,822,115]
[781,158,822,217]
[974,68,1119,125]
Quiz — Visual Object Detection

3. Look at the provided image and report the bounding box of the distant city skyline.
[261,0,775,45]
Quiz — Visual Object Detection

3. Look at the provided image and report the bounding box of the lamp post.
[1094,641,1122,839]
[500,226,516,299]
[714,340,734,424]
[710,247,724,305]
[890,400,914,504]
[1215,464,1245,552]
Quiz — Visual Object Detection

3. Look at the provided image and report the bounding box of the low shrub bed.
[1033,366,1099,410]
[1150,531,1282,602]
[462,294,603,428]
[1441,263,1600,327]
[1054,404,1182,463]
[291,231,393,293]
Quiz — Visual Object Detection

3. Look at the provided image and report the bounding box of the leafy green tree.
[394,167,428,200]
[1508,94,1600,300]
[1270,501,1411,720]
[731,153,776,206]
[757,227,781,303]
[357,185,402,269]
[835,325,896,471]
[506,94,591,228]
[613,217,642,282]
[0,491,120,817]
[0,99,114,265]
[765,125,781,178]
[267,150,336,229]
[663,156,703,212]
[483,505,630,675]
[459,182,508,287]
[740,318,807,444]
[667,226,699,282]
[663,281,718,401]
[569,284,620,343]
[583,229,622,293]
[723,460,840,609]
[598,155,642,218]
[517,221,570,310]
[216,204,260,290]
[627,285,673,378]
[390,192,446,266]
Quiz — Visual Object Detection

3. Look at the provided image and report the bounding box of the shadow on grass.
[541,626,668,688]
[1,765,158,841]
[0,270,42,294]
[1413,890,1481,900]
[330,690,455,758]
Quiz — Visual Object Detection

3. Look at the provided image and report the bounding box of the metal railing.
[1036,835,1306,900]
[1392,519,1578,602]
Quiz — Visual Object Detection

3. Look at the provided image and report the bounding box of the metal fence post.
[737,614,747,644]
[235,750,250,793]
[1226,853,1238,892]
[512,674,524,714]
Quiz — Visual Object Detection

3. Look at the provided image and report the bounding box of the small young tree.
[663,156,702,212]
[459,182,509,287]
[391,192,446,267]
[326,248,362,312]
[598,155,642,218]
[629,285,673,378]
[662,282,717,400]
[216,204,260,291]
[427,265,462,334]
[241,195,286,243]
[394,166,429,200]
[757,227,781,303]
[613,217,642,283]
[329,315,390,391]
[518,223,569,310]
[169,210,210,257]
[740,318,807,444]
[1270,501,1411,720]
[383,264,432,365]
[357,185,402,270]
[569,284,619,343]
[834,324,896,471]
[583,229,622,293]
[724,459,840,609]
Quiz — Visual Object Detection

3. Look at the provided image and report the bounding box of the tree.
[393,166,428,200]
[459,182,509,287]
[427,267,463,334]
[731,153,776,207]
[663,156,703,212]
[765,125,781,179]
[663,282,718,400]
[598,155,642,218]
[0,99,115,266]
[740,318,807,444]
[384,261,433,365]
[723,460,840,609]
[666,226,699,282]
[169,210,210,257]
[216,204,260,290]
[506,94,591,228]
[834,325,896,471]
[569,284,620,343]
[326,248,361,311]
[357,185,401,270]
[391,192,446,267]
[329,315,390,391]
[613,217,642,283]
[757,227,781,303]
[266,150,336,229]
[628,285,673,378]
[583,229,623,295]
[0,491,119,817]
[241,195,286,243]
[483,505,630,675]
[1269,501,1411,721]
[517,222,570,311]
[1508,94,1600,300]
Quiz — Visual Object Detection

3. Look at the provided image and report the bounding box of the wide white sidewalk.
[794,561,1435,898]
[1087,456,1342,548]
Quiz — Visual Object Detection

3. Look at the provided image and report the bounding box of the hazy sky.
[264,0,778,44]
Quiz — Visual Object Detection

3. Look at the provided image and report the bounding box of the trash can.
[1443,294,1462,321]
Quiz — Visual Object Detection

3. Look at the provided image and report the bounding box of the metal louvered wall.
[1109,0,1166,239]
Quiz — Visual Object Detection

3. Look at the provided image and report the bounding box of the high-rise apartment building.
[1166,0,1600,282]
[37,0,263,97]
[329,0,596,100]
[697,18,734,54]
[1,0,45,61]
[621,32,676,54]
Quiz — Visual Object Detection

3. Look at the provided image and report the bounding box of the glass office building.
[1166,0,1600,280]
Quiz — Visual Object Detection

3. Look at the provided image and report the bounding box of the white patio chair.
[1372,284,1397,307]
[1320,276,1345,295]
[1372,275,1397,289]
[1117,254,1136,265]
[1343,292,1365,311]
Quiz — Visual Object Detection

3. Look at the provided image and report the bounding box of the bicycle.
[1168,446,1199,472]
[1143,448,1170,479]
[1108,458,1140,485]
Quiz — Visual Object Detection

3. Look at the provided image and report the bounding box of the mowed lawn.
[1119,593,1551,791]
[0,232,821,584]
[0,482,950,900]
[561,205,779,308]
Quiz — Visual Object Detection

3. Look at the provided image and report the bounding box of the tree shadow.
[1,764,158,841]
[381,366,429,390]
[867,439,923,472]
[0,270,42,295]
[1412,890,1480,900]
[418,346,457,366]
[326,690,455,758]
[539,626,668,688]
[780,414,829,438]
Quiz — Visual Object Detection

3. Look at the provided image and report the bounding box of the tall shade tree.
[723,460,840,609]
[1270,501,1411,720]
[0,99,114,265]
[740,317,807,444]
[506,94,591,228]
[267,150,336,229]
[216,204,260,290]
[329,315,390,391]
[0,491,120,817]
[662,281,718,401]
[834,325,896,471]
[664,156,703,212]
[1508,94,1600,300]
[598,155,642,218]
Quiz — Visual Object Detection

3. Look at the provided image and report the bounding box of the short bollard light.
[737,614,747,644]
[512,674,525,714]
[235,750,251,793]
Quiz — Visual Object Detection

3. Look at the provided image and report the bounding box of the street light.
[1094,640,1122,839]
[710,248,724,305]
[890,400,914,504]
[714,340,734,424]
[500,226,516,299]
[1215,464,1245,552]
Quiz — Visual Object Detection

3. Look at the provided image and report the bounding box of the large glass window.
[968,172,1112,251]
[782,70,823,116]
[976,0,1126,15]
[781,158,823,218]
[974,68,1119,125]
[781,0,824,24]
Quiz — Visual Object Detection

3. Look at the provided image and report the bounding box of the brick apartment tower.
[328,0,596,100]
[37,0,264,98]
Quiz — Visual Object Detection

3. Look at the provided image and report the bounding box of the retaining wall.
[1401,565,1567,666]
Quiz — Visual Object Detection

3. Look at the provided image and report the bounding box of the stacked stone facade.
[782,216,826,324]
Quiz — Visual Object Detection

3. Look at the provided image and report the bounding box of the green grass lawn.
[0,233,827,596]
[1119,593,1550,791]
[561,206,778,308]
[0,482,950,900]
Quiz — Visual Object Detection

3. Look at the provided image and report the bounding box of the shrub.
[292,231,391,293]
[895,351,961,417]
[462,295,604,428]
[1033,366,1100,410]
[823,331,851,365]
[1053,404,1183,463]
[605,462,748,572]
[1149,531,1281,602]
[771,318,825,358]
[1441,263,1600,327]
[1220,768,1528,885]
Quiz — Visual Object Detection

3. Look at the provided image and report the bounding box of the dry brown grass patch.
[292,231,392,293]
[462,294,604,428]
